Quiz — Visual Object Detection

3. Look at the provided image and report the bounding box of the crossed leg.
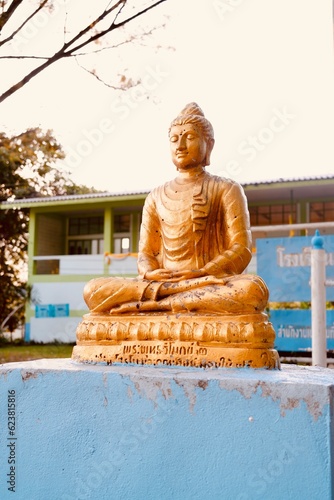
[106,274,268,314]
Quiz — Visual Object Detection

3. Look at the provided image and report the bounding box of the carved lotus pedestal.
[72,312,280,369]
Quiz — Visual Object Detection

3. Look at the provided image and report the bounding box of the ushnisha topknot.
[178,102,205,117]
[169,102,214,143]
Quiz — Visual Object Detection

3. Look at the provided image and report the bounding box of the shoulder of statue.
[203,172,242,190]
[145,181,171,208]
[147,182,163,199]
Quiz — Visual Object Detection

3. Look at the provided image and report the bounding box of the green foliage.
[0,127,96,334]
[269,301,334,311]
[0,343,74,363]
[269,302,311,310]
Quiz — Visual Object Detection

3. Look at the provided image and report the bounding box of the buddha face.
[169,124,209,171]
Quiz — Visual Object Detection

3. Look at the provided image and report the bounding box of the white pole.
[311,230,327,367]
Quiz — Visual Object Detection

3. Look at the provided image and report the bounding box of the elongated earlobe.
[205,138,215,166]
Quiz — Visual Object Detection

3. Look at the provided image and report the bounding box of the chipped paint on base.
[0,359,333,499]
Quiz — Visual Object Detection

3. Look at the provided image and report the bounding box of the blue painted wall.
[0,360,333,499]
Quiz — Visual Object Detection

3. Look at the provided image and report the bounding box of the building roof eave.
[1,174,334,209]
[0,190,150,209]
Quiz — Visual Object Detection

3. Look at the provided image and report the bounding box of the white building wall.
[28,282,88,343]
[31,282,88,310]
[28,254,138,343]
[29,317,81,343]
[59,255,104,275]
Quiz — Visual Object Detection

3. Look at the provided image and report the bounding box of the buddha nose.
[176,135,187,150]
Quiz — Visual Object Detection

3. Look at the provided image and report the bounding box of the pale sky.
[1,0,334,192]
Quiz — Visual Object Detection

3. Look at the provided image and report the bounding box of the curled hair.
[169,102,214,142]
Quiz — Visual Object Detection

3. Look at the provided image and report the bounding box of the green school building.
[1,175,334,343]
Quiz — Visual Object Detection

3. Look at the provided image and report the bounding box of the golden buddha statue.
[73,103,280,369]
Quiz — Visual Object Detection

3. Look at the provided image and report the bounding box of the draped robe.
[84,171,269,314]
[138,171,252,277]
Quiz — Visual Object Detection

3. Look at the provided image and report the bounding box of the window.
[68,216,103,235]
[113,213,131,253]
[310,201,334,223]
[114,214,130,232]
[68,239,104,255]
[249,204,296,226]
[114,237,130,254]
[67,215,104,255]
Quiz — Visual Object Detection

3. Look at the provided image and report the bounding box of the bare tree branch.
[74,36,135,57]
[58,0,126,56]
[0,0,24,32]
[0,54,48,59]
[0,0,49,47]
[0,0,168,104]
[63,1,163,57]
[75,57,136,91]
[0,21,167,60]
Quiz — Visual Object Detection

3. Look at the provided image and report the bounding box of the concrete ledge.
[0,359,333,499]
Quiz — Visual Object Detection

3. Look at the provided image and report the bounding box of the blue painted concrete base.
[0,360,333,500]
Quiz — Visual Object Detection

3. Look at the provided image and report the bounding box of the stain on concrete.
[128,374,174,407]
[21,370,39,381]
[127,385,134,402]
[174,378,198,413]
[126,370,210,413]
[218,370,330,421]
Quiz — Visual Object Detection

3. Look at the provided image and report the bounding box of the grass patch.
[0,343,74,363]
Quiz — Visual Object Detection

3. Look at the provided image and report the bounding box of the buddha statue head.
[169,102,215,168]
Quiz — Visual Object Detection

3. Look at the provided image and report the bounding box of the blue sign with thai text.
[35,304,70,318]
[257,235,334,301]
[270,309,334,352]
